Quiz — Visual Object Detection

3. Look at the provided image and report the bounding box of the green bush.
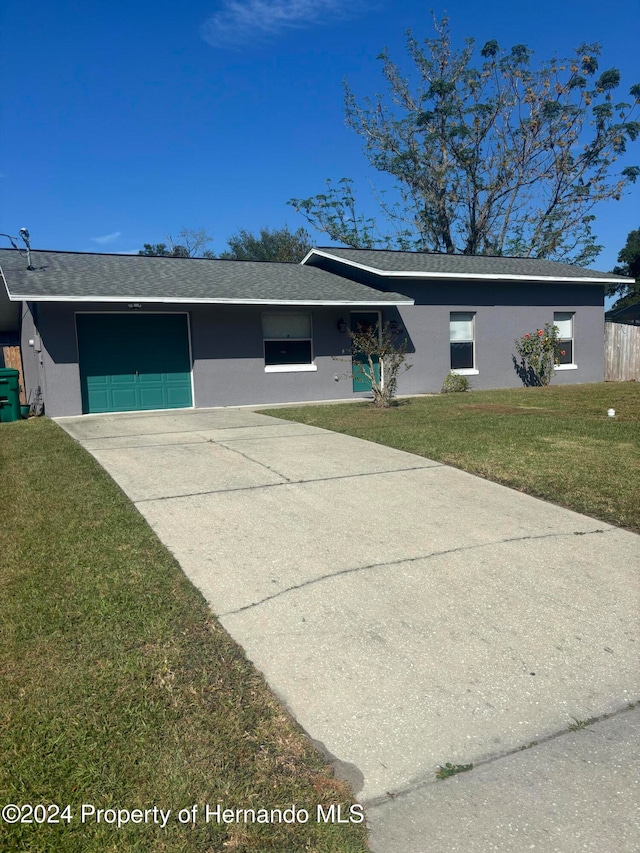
[441,372,471,393]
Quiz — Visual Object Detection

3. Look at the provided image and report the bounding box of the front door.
[350,311,381,392]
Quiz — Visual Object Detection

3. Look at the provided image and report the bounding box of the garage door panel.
[138,388,170,409]
[85,388,110,411]
[166,386,193,407]
[111,388,140,410]
[77,314,192,414]
[110,373,138,385]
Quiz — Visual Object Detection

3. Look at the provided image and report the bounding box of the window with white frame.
[554,312,574,365]
[262,312,314,370]
[450,312,476,372]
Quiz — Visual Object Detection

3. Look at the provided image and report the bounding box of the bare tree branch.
[290,20,640,265]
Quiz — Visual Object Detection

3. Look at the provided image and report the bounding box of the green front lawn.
[0,419,367,853]
[263,383,640,533]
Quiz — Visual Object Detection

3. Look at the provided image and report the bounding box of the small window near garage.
[554,312,575,366]
[263,312,316,372]
[450,312,477,373]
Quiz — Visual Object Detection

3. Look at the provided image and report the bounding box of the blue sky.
[1,0,638,292]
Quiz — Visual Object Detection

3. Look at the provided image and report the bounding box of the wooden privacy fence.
[605,322,640,381]
[1,344,27,404]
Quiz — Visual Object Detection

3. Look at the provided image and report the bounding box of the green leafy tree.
[219,226,313,262]
[139,228,214,258]
[607,226,640,309]
[138,242,174,257]
[290,18,640,265]
[348,321,411,408]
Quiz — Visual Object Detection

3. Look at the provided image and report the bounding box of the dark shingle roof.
[0,249,413,305]
[605,301,640,323]
[307,247,630,283]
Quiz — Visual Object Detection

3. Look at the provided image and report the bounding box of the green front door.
[77,314,192,414]
[351,311,380,392]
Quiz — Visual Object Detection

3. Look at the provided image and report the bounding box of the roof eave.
[305,249,630,285]
[8,293,415,307]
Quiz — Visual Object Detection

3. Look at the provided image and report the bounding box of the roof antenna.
[0,227,34,269]
[19,228,34,270]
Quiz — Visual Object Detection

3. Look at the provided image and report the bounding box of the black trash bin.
[0,368,21,423]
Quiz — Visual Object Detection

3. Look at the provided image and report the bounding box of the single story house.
[0,246,631,417]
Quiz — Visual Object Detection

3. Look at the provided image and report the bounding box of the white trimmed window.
[262,313,316,372]
[450,312,477,374]
[554,312,575,367]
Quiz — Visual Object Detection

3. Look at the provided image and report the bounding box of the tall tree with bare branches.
[290,18,640,265]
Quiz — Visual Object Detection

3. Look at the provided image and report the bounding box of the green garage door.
[77,314,192,414]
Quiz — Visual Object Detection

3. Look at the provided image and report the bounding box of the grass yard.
[0,419,368,853]
[263,383,640,533]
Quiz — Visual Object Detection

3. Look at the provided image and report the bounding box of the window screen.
[554,312,574,364]
[263,313,313,365]
[263,313,311,339]
[450,312,475,370]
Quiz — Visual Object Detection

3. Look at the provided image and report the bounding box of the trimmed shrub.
[441,372,471,393]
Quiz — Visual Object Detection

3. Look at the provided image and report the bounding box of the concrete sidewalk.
[368,705,640,852]
[57,407,640,851]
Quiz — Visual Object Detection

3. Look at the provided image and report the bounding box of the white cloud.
[91,231,122,245]
[201,0,360,48]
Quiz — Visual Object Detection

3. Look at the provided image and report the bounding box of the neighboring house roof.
[605,300,640,324]
[0,249,413,306]
[303,247,632,285]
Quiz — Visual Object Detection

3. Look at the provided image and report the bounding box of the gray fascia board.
[306,249,632,285]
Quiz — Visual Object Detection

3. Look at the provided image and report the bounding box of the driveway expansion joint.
[363,699,640,810]
[211,437,293,483]
[196,429,332,444]
[132,464,443,504]
[68,421,296,442]
[221,527,613,617]
[83,439,209,451]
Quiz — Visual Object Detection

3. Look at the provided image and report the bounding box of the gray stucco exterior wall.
[190,304,364,408]
[27,302,377,417]
[390,280,605,395]
[27,302,84,417]
[19,303,46,411]
[24,279,605,417]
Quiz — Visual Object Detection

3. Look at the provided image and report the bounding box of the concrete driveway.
[57,407,640,851]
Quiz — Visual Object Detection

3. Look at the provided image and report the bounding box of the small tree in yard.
[349,321,411,407]
[513,323,563,386]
